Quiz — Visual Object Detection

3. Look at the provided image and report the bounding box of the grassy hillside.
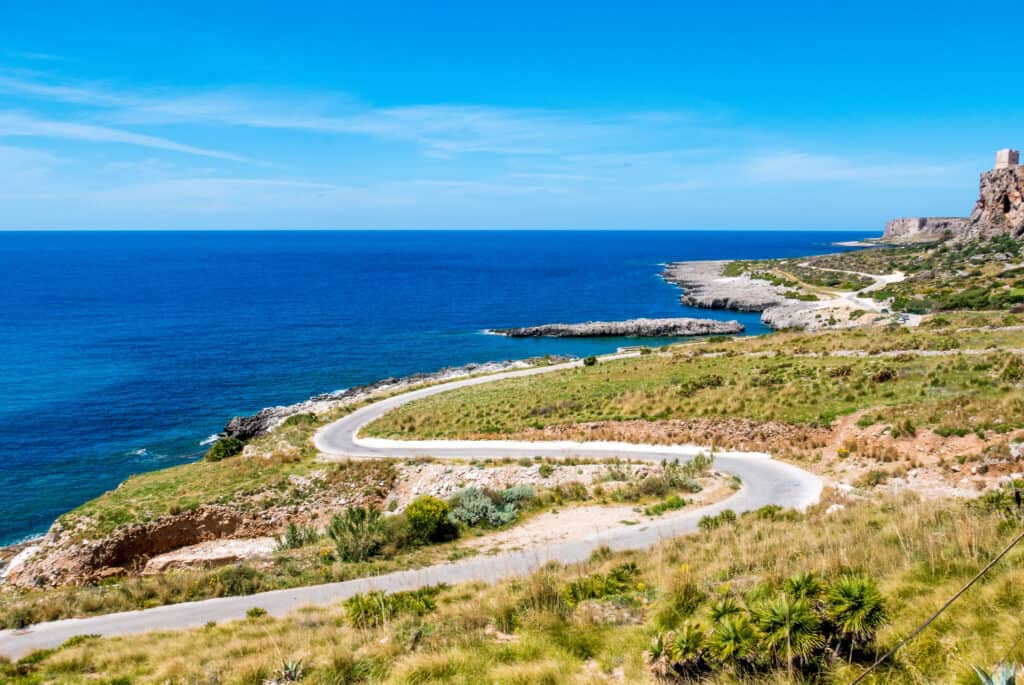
[364,324,1024,440]
[5,492,1023,684]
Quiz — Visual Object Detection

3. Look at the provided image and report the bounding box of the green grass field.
[365,326,1024,440]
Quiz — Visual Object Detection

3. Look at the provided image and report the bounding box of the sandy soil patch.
[460,478,732,555]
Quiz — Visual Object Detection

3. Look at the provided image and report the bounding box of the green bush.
[561,562,640,608]
[344,586,442,628]
[583,356,598,367]
[448,487,520,528]
[698,509,736,532]
[215,565,261,596]
[276,521,319,550]
[644,494,688,516]
[205,437,244,462]
[404,495,458,544]
[327,506,385,562]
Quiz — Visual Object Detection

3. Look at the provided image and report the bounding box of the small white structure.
[995,148,1020,170]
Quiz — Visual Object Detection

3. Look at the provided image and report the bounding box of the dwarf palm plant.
[644,623,709,681]
[709,596,742,622]
[786,571,825,601]
[753,594,824,677]
[668,622,709,678]
[826,574,887,656]
[709,614,759,667]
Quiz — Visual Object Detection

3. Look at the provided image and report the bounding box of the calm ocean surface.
[0,230,875,545]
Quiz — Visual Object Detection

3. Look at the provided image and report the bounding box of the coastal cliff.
[883,217,968,243]
[883,162,1024,242]
[489,317,743,338]
[969,166,1024,239]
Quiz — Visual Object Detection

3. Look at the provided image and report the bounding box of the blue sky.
[2,1,1023,230]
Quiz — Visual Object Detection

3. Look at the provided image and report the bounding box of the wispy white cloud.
[0,111,247,161]
[742,151,968,186]
[0,72,980,229]
[0,74,689,157]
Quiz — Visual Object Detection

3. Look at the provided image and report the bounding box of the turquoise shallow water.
[0,229,874,544]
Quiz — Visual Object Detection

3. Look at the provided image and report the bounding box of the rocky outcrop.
[5,505,281,587]
[488,317,743,338]
[883,217,969,243]
[968,166,1024,239]
[143,537,278,574]
[661,261,872,332]
[222,357,571,442]
[882,165,1024,243]
[662,261,791,312]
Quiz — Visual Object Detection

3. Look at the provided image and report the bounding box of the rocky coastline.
[221,356,572,442]
[661,260,862,331]
[487,317,743,338]
[662,260,790,312]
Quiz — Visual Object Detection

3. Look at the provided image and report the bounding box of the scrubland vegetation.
[5,490,1024,684]
[0,458,714,628]
[729,234,1024,314]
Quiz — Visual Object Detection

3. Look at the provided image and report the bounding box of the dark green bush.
[205,437,244,462]
[583,356,598,367]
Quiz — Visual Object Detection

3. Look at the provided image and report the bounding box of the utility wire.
[849,527,1024,685]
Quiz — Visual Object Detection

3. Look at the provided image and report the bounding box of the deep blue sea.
[0,230,875,545]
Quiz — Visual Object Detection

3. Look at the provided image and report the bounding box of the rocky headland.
[661,260,881,332]
[883,151,1024,243]
[662,260,790,312]
[488,317,743,338]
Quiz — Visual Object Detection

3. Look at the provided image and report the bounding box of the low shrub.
[276,521,319,550]
[205,436,244,462]
[583,356,598,367]
[561,562,640,609]
[698,509,736,532]
[327,505,386,562]
[344,586,443,628]
[644,494,688,516]
[281,412,318,428]
[645,572,887,680]
[404,495,458,544]
[448,487,523,528]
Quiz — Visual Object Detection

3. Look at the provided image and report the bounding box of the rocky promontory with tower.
[884,148,1024,242]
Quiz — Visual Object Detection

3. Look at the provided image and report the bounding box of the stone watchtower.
[995,148,1020,170]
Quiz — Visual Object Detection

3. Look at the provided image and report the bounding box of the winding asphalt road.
[0,354,821,659]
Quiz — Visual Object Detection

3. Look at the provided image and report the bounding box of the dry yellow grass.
[7,492,1024,684]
